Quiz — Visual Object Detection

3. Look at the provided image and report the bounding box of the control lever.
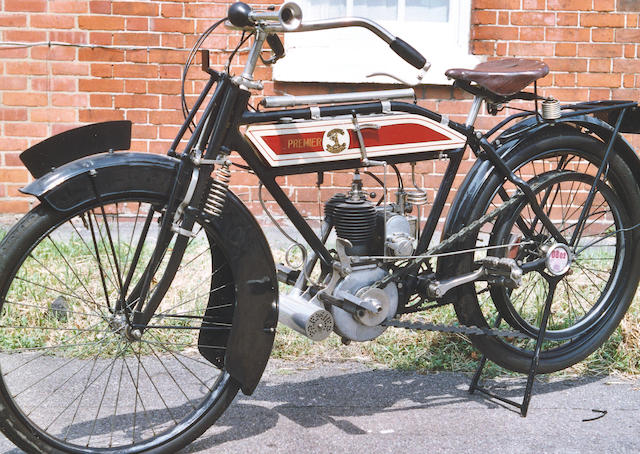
[367,65,431,87]
[261,34,285,64]
[351,112,384,167]
[200,50,219,78]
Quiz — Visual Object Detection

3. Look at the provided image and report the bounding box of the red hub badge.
[545,243,572,276]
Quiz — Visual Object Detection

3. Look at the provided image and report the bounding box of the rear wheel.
[453,132,640,373]
[0,194,239,453]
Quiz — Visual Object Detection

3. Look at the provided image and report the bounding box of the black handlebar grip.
[228,2,252,27]
[389,38,427,69]
[267,34,285,59]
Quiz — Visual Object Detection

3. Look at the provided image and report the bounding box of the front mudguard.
[206,194,278,395]
[21,152,278,395]
[438,115,640,278]
[21,152,179,212]
[20,120,132,178]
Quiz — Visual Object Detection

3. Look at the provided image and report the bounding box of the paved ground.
[178,360,640,454]
[0,221,637,453]
[0,359,638,453]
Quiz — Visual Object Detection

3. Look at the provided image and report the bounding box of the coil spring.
[203,162,231,217]
[405,189,428,206]
[541,98,561,120]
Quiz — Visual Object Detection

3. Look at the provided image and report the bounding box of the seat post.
[465,96,483,128]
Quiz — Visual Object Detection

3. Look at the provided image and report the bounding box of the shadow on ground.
[182,365,603,453]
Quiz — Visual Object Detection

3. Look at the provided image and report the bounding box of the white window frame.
[273,0,481,85]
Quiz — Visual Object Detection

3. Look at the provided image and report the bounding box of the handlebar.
[389,38,427,70]
[227,2,429,71]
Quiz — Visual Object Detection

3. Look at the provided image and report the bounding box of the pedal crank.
[427,257,523,299]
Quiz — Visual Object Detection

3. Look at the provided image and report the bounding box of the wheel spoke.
[134,346,179,427]
[0,196,236,451]
[45,235,103,311]
[476,165,628,354]
[86,211,114,312]
[23,254,98,315]
[147,331,215,390]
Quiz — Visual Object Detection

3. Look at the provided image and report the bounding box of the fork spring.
[203,162,231,217]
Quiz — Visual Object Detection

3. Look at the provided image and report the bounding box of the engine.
[277,170,425,343]
[325,173,417,259]
[321,173,418,341]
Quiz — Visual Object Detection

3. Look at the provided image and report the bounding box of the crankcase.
[331,267,398,342]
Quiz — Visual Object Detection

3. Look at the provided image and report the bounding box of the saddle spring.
[203,161,232,217]
[406,162,428,206]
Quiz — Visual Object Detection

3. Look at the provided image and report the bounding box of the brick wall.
[1,0,639,225]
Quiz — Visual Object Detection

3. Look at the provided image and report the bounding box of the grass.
[272,298,640,378]
[1,214,639,379]
[0,207,216,359]
[271,239,640,378]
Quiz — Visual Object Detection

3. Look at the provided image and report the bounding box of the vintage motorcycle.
[1,2,640,452]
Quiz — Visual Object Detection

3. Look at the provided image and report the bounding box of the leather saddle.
[445,58,549,97]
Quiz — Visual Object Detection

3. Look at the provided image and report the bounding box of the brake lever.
[366,62,431,86]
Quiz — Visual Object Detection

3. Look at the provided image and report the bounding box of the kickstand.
[469,278,559,417]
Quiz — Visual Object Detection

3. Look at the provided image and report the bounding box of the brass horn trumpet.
[278,2,303,31]
[247,2,303,31]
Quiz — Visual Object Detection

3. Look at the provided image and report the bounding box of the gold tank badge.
[322,128,350,154]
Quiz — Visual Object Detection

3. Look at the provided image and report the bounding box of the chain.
[375,175,558,339]
[382,318,530,338]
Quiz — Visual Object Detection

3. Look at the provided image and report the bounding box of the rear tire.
[453,132,640,373]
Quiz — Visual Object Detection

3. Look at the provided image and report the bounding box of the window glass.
[302,0,346,20]
[276,0,477,85]
[405,0,449,22]
[354,0,398,21]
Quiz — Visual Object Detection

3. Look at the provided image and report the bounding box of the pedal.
[481,257,522,288]
[276,264,300,286]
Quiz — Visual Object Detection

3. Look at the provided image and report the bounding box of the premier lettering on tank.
[245,114,466,167]
[287,136,323,151]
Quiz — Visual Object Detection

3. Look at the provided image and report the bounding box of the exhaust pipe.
[278,292,333,341]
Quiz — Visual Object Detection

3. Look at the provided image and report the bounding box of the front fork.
[124,76,242,332]
[123,153,201,330]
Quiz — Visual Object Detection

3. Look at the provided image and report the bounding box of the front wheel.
[0,194,240,453]
[453,132,640,374]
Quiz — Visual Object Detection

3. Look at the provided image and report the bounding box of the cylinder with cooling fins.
[324,193,347,225]
[332,197,377,256]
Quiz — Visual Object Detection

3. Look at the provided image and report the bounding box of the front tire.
[0,194,240,453]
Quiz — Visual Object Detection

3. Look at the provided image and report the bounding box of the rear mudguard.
[438,115,640,276]
[21,151,277,395]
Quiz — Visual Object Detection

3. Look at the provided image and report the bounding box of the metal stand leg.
[468,278,559,417]
[468,354,487,394]
[469,315,500,395]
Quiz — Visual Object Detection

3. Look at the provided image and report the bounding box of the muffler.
[278,291,333,341]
